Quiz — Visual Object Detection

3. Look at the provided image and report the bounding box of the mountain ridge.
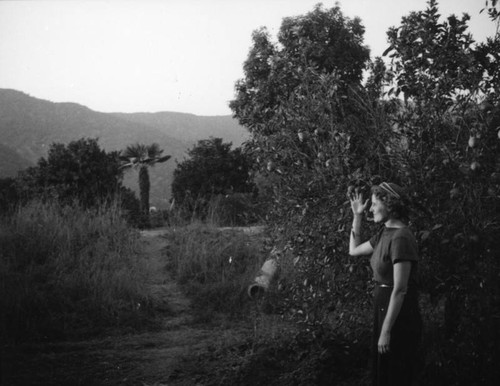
[0,89,250,207]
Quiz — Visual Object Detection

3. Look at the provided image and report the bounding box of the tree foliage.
[0,177,18,214]
[171,137,254,212]
[482,0,500,23]
[231,1,500,383]
[230,3,390,330]
[384,0,498,106]
[16,138,125,208]
[230,4,370,135]
[381,1,500,381]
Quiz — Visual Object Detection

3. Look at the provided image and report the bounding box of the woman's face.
[370,194,389,223]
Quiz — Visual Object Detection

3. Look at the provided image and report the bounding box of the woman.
[348,182,422,386]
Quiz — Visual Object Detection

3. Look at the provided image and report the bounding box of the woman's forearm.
[382,262,411,335]
[349,214,362,254]
[381,288,406,334]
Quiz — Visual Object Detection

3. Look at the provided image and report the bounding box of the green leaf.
[382,45,394,56]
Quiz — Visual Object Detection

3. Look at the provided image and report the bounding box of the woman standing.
[348,182,422,386]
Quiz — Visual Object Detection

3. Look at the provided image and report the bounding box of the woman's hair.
[371,182,410,222]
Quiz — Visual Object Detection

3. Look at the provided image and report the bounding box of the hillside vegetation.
[0,88,249,205]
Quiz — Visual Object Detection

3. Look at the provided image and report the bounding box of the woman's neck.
[384,218,406,228]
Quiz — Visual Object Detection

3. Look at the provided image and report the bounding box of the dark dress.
[369,227,422,386]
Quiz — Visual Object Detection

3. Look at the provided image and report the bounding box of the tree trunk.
[139,166,150,216]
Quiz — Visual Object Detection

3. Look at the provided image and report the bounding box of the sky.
[0,0,497,116]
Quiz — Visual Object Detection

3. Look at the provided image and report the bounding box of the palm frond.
[122,143,147,159]
[120,143,169,169]
[119,155,132,162]
[157,155,171,163]
[119,162,135,170]
[147,143,163,158]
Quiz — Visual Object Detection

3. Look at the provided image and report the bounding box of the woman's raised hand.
[349,190,369,216]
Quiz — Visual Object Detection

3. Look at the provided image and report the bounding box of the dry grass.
[163,222,266,320]
[0,199,154,343]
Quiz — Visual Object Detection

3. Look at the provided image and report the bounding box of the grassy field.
[0,200,154,344]
[162,222,267,320]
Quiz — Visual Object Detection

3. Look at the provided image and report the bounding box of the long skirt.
[372,285,422,386]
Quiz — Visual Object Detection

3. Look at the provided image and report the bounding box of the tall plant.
[120,143,171,221]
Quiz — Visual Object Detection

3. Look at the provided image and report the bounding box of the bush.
[0,199,154,343]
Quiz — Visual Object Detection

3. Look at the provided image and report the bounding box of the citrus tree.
[381,1,500,382]
[230,4,397,330]
[230,4,370,135]
[232,1,500,383]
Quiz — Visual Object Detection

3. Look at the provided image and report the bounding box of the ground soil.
[1,227,267,386]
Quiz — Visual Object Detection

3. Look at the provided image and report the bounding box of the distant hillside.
[113,112,249,148]
[0,89,250,207]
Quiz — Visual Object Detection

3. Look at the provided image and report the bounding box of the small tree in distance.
[171,137,255,222]
[16,137,124,208]
[120,143,171,225]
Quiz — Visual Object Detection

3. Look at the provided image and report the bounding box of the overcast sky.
[0,0,496,116]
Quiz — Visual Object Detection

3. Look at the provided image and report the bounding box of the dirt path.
[2,229,257,386]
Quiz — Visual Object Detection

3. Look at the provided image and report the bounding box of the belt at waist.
[375,282,418,294]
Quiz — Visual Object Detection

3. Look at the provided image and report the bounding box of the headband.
[379,182,401,199]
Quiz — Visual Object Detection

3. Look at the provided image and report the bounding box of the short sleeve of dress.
[390,229,418,264]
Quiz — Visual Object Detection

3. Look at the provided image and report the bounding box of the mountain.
[0,89,250,207]
[113,112,248,148]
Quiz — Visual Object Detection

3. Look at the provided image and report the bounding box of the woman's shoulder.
[393,226,416,240]
[391,226,419,259]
